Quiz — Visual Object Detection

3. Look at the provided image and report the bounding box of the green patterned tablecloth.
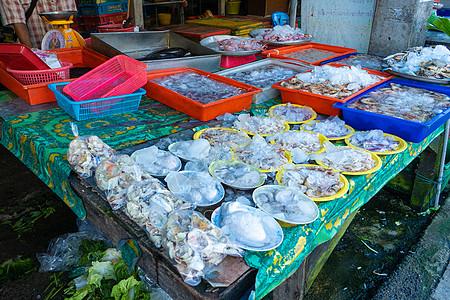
[0,96,444,299]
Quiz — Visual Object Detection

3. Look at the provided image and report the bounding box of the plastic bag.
[161,210,244,286]
[67,123,115,178]
[36,220,111,272]
[32,48,62,69]
[123,179,189,247]
[95,155,152,208]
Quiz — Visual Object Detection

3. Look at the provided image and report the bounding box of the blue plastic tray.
[334,79,450,143]
[48,82,145,121]
[320,52,385,71]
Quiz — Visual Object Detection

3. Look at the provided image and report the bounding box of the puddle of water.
[305,188,434,299]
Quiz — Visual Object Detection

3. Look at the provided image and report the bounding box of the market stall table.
[1,91,448,299]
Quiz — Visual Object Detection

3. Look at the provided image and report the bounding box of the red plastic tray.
[144,68,262,121]
[0,47,109,105]
[272,63,393,116]
[0,43,49,70]
[261,43,357,66]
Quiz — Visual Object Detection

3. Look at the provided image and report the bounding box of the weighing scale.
[39,11,86,50]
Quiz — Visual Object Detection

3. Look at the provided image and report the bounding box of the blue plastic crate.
[334,79,450,143]
[48,82,145,121]
[78,1,126,16]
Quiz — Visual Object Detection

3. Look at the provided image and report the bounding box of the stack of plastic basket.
[48,55,147,121]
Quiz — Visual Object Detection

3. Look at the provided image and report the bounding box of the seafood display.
[349,130,400,153]
[384,46,450,79]
[284,48,338,63]
[217,37,266,51]
[210,160,266,189]
[267,130,324,153]
[212,201,283,251]
[233,113,287,136]
[67,135,115,177]
[280,65,384,99]
[337,54,383,71]
[169,138,211,161]
[131,146,181,177]
[222,65,297,89]
[259,25,313,42]
[150,71,246,104]
[315,143,377,173]
[277,165,345,198]
[165,171,224,207]
[253,185,319,224]
[162,210,244,285]
[301,116,352,139]
[346,83,450,123]
[94,155,154,209]
[233,135,290,171]
[124,179,188,247]
[195,128,251,150]
[269,103,315,123]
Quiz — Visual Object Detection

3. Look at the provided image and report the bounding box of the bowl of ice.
[209,160,266,190]
[168,138,212,162]
[253,185,319,225]
[131,146,182,177]
[165,170,225,207]
[211,201,283,251]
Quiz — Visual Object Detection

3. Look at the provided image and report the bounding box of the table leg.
[265,209,359,299]
[434,119,450,208]
[410,131,446,211]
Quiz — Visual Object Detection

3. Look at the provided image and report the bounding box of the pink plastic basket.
[6,62,72,85]
[220,54,256,68]
[62,55,147,101]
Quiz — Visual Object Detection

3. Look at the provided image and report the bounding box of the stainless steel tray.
[216,58,313,103]
[385,69,450,85]
[91,31,221,73]
[200,35,262,56]
[249,28,313,46]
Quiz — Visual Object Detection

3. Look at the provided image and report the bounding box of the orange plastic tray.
[272,63,393,116]
[0,47,108,105]
[144,68,262,121]
[260,43,357,66]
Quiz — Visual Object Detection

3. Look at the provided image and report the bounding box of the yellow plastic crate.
[186,18,262,31]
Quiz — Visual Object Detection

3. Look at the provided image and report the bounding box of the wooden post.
[219,0,226,16]
[131,0,144,29]
[289,0,298,28]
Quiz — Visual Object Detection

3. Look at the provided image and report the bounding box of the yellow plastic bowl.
[269,130,328,155]
[267,103,317,125]
[193,127,239,140]
[275,164,349,202]
[242,120,290,137]
[344,133,408,156]
[300,120,355,141]
[231,149,292,173]
[315,146,382,175]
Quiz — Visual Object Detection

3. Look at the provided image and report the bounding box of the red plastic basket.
[6,62,73,85]
[63,55,147,101]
